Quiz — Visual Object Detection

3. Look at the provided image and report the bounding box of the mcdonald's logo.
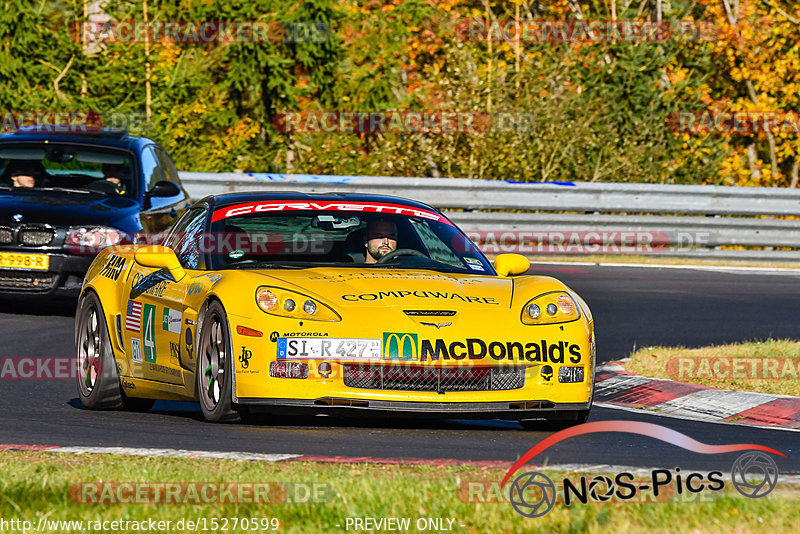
[383,332,419,361]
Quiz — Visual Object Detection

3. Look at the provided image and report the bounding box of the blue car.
[0,127,190,297]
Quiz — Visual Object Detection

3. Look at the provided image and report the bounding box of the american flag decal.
[125,300,142,333]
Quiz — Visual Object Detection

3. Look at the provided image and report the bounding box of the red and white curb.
[595,363,800,430]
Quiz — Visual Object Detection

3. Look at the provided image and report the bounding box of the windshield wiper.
[37,187,96,195]
[226,262,308,270]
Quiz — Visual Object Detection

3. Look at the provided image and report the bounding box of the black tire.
[519,409,591,431]
[75,291,124,410]
[196,301,238,422]
[75,291,154,412]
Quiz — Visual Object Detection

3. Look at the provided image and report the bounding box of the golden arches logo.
[383,332,419,361]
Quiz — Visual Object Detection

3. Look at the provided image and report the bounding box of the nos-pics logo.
[503,421,784,518]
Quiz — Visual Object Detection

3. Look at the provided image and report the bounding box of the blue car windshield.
[0,144,135,197]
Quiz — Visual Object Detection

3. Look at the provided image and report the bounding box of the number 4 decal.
[143,304,157,363]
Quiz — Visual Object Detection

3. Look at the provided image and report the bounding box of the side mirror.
[146,180,181,198]
[134,245,186,282]
[494,253,530,277]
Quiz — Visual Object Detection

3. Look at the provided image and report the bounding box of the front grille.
[18,226,55,246]
[0,270,58,292]
[0,227,12,244]
[343,364,525,393]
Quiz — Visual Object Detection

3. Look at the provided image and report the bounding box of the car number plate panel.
[0,252,49,270]
[277,338,381,360]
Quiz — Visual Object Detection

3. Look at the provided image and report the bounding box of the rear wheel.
[196,301,238,422]
[75,292,154,412]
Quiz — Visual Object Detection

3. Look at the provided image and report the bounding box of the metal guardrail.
[179,172,800,261]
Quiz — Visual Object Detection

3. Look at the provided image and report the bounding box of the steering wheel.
[376,248,427,264]
[85,179,122,195]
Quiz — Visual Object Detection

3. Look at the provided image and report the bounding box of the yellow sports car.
[75,192,595,427]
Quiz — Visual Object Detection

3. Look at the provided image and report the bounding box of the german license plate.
[0,252,49,270]
[277,338,381,360]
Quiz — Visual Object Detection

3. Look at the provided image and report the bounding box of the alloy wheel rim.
[78,306,101,395]
[201,314,226,408]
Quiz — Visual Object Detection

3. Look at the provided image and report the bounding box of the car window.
[141,145,164,192]
[409,218,464,268]
[153,146,180,185]
[206,204,494,274]
[165,206,207,270]
[0,144,135,197]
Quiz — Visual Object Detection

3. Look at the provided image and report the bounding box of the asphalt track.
[1,264,799,474]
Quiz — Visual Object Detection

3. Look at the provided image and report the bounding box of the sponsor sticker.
[99,254,126,280]
[125,300,142,333]
[239,346,253,369]
[318,361,332,378]
[162,307,182,334]
[540,364,554,382]
[382,332,420,361]
[142,304,157,363]
[131,338,142,363]
[185,327,194,359]
[211,200,451,224]
[342,291,497,304]
[419,338,582,362]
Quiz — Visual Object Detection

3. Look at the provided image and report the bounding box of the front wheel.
[196,301,238,422]
[75,292,154,412]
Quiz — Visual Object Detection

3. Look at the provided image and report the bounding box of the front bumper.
[236,397,591,420]
[0,253,92,297]
[226,293,596,417]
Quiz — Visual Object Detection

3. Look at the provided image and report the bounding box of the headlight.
[521,291,580,325]
[255,286,340,322]
[66,226,123,255]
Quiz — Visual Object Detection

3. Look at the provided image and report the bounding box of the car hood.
[0,190,140,228]
[253,268,514,309]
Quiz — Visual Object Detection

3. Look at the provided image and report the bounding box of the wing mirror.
[146,180,181,198]
[494,253,530,277]
[134,245,186,282]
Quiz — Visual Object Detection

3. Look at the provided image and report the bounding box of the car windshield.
[205,201,494,274]
[0,144,135,197]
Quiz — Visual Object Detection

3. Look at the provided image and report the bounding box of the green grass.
[626,339,800,396]
[1,452,799,533]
